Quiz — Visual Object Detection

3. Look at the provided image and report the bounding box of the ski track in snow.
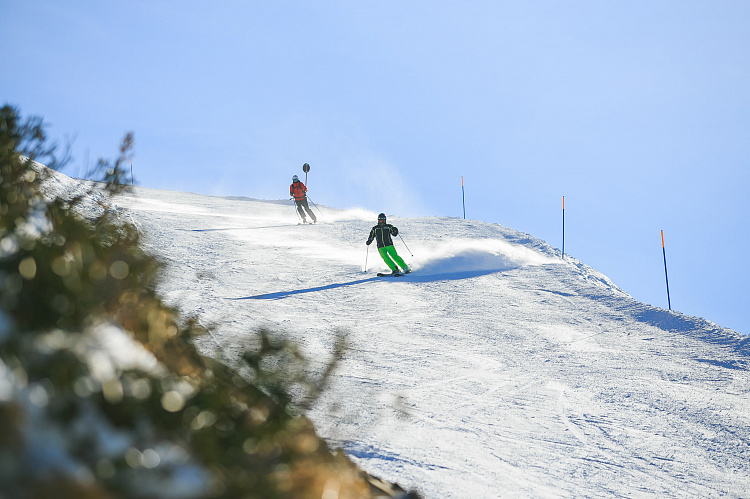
[114,185,750,499]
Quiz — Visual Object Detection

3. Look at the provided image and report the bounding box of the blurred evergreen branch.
[0,105,420,499]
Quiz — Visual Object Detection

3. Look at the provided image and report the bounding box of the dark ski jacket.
[290,180,307,201]
[367,223,399,248]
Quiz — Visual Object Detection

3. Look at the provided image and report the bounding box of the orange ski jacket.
[290,180,308,201]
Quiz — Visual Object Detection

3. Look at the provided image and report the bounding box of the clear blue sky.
[3,1,749,334]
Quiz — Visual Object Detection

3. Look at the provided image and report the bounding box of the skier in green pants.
[366,213,411,274]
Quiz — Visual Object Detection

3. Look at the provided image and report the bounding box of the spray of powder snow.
[253,235,559,275]
[410,238,557,275]
[320,207,379,222]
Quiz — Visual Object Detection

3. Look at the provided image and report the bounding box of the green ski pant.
[378,245,408,272]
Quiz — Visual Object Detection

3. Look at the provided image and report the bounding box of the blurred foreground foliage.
[0,106,419,499]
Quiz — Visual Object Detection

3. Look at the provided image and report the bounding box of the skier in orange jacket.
[290,175,317,223]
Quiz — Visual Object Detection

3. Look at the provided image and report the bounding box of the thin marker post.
[661,230,672,310]
[461,176,466,219]
[130,159,134,186]
[562,196,565,258]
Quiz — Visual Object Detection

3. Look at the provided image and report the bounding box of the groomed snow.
[114,185,749,498]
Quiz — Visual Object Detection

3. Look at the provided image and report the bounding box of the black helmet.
[378,213,386,222]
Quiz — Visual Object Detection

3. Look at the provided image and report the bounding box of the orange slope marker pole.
[562,196,565,258]
[661,230,672,310]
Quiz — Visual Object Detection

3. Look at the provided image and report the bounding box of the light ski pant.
[378,245,408,272]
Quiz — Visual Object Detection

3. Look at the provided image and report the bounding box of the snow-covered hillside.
[110,183,749,498]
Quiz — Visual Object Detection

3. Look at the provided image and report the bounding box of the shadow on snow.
[232,269,505,300]
[179,225,293,232]
[629,305,750,360]
[342,443,450,472]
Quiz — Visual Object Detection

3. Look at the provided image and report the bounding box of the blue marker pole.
[461,176,466,219]
[661,230,672,310]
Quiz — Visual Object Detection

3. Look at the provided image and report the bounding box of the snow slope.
[111,184,749,498]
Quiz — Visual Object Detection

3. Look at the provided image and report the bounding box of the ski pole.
[364,245,369,273]
[398,234,413,257]
[306,196,324,217]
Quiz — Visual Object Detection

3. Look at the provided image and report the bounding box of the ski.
[377,272,405,277]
